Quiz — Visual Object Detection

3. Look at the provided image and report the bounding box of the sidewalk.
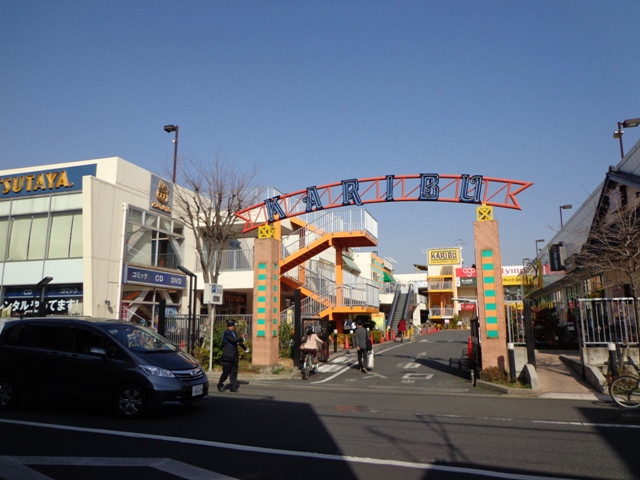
[534,350,610,401]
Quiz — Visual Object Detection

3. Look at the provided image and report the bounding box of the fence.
[505,301,525,345]
[577,298,639,345]
[163,314,253,351]
[195,249,253,272]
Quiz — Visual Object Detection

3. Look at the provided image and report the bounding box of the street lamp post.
[535,239,545,257]
[33,276,53,317]
[164,124,179,183]
[613,118,640,159]
[559,204,572,228]
[178,266,196,354]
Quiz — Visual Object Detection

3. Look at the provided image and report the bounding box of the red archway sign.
[236,173,532,233]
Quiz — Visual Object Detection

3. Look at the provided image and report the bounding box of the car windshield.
[105,324,178,353]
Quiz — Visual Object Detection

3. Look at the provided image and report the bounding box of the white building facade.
[0,157,194,325]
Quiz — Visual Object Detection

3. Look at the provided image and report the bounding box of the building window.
[126,207,184,270]
[0,218,8,260]
[48,212,83,259]
[2,210,83,262]
[28,214,48,259]
[7,216,31,260]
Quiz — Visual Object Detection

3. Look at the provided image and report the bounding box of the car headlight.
[139,365,175,377]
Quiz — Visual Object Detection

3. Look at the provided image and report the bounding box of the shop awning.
[383,271,395,283]
[342,254,361,274]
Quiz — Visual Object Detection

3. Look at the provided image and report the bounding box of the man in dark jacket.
[355,319,369,373]
[217,320,248,392]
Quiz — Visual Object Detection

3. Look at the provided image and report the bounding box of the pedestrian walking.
[397,318,407,343]
[355,319,369,373]
[217,320,249,393]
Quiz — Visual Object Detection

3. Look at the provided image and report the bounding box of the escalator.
[387,286,413,334]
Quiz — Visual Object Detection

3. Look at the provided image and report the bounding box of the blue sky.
[2,1,640,273]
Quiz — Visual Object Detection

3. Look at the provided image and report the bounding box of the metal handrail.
[281,209,378,259]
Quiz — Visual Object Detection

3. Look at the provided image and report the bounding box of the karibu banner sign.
[428,248,460,265]
[235,173,533,232]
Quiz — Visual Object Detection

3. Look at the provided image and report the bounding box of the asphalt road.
[307,328,476,392]
[1,330,639,480]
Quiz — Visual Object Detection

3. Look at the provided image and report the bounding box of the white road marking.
[0,419,607,480]
[317,364,344,373]
[0,456,236,480]
[330,356,352,364]
[397,362,421,369]
[401,373,434,380]
[361,371,387,379]
[311,364,354,383]
[371,344,404,355]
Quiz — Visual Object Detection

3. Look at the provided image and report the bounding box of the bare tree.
[172,156,259,284]
[579,187,640,310]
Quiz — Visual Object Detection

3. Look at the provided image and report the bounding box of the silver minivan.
[0,317,209,418]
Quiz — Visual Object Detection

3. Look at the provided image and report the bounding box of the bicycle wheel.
[302,355,312,380]
[610,376,640,408]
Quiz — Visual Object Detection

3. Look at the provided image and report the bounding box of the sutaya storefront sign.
[0,164,97,198]
[236,173,532,232]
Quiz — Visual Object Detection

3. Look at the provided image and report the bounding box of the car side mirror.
[89,347,107,356]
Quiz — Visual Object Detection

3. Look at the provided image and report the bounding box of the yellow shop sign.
[428,248,460,265]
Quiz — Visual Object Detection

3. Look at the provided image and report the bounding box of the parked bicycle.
[610,349,640,408]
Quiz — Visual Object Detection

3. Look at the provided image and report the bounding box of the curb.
[475,379,537,396]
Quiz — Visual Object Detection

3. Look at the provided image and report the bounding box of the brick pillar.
[252,235,280,366]
[473,205,508,371]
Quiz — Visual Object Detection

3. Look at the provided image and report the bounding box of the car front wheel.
[114,383,146,418]
[0,377,19,410]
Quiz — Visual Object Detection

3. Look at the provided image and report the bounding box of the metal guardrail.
[294,283,379,318]
[505,301,525,345]
[577,298,639,345]
[429,308,455,317]
[281,209,378,259]
[195,249,253,272]
[427,279,453,290]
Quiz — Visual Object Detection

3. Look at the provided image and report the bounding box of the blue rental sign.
[124,266,187,289]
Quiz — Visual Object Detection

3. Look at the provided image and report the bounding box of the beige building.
[0,157,193,324]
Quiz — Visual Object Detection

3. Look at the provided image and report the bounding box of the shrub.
[480,366,509,382]
[278,320,294,359]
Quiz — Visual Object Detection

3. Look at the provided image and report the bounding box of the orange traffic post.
[344,334,350,349]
